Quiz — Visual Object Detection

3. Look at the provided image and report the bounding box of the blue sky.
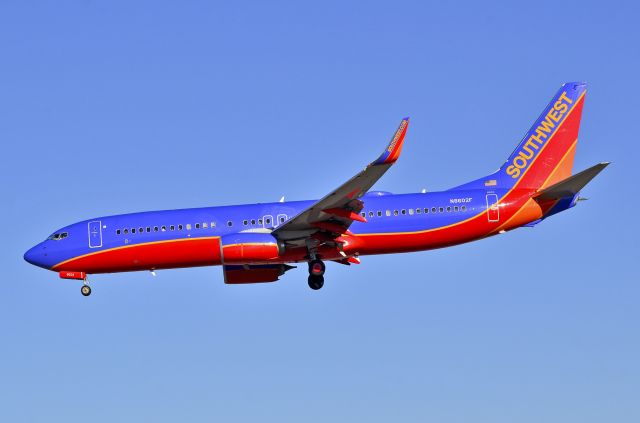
[1,1,638,421]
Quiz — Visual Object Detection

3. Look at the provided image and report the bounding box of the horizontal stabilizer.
[533,162,609,201]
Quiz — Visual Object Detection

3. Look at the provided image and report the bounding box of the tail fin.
[452,82,587,191]
[501,82,586,189]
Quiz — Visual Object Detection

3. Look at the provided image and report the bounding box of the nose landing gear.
[58,271,92,296]
[80,277,92,297]
[80,284,92,297]
[307,259,326,290]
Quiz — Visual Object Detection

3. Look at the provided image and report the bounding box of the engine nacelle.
[220,233,284,264]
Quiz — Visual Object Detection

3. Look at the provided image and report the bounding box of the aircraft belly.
[54,237,223,273]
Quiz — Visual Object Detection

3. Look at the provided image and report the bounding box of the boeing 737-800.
[24,82,608,296]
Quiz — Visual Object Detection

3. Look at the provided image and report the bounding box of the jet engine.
[220,233,285,264]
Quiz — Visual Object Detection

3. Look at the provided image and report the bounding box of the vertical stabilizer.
[451,82,586,191]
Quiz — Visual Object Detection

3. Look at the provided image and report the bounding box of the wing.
[272,117,409,245]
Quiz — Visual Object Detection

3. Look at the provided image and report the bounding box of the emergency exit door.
[486,194,500,222]
[88,221,103,248]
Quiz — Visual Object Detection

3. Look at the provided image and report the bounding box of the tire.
[308,275,324,290]
[81,285,92,297]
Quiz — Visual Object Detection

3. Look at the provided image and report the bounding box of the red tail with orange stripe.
[451,82,587,192]
[501,82,586,190]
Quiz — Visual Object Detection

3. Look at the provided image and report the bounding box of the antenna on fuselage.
[279,196,285,202]
[421,188,427,194]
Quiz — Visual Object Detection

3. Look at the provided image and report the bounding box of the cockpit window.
[48,232,68,241]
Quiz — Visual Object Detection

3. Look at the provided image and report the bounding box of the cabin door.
[486,194,500,222]
[88,220,103,248]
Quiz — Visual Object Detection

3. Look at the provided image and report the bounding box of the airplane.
[24,82,608,296]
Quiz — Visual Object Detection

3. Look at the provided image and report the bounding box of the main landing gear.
[307,259,325,290]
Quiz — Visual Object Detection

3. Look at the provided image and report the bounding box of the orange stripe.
[538,139,578,190]
[490,137,579,234]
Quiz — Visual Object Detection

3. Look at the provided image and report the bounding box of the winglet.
[373,117,409,165]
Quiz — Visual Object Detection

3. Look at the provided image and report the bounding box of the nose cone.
[24,243,49,269]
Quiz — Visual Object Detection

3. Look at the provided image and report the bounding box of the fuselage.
[22,82,603,297]
[23,187,564,274]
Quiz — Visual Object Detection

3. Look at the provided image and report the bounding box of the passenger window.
[377,211,382,217]
[154,226,159,232]
[386,210,391,216]
[393,210,399,216]
[243,220,248,226]
[446,206,451,212]
[211,222,216,228]
[280,217,285,223]
[409,209,414,215]
[170,225,175,231]
[439,207,444,213]
[251,219,256,225]
[202,223,208,228]
[416,208,421,214]
[178,224,183,230]
[425,208,429,214]
[454,206,459,212]
[401,209,406,215]
[186,224,191,230]
[369,211,374,217]
[431,207,436,213]
[116,229,121,235]
[266,218,271,225]
[361,212,365,217]
[132,228,136,234]
[462,205,467,211]
[124,229,129,234]
[195,223,199,229]
[161,226,166,232]
[258,219,263,225]
[227,221,233,227]
[146,227,150,232]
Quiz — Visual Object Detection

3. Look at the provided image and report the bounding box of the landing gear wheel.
[81,285,92,297]
[308,259,325,276]
[308,275,324,290]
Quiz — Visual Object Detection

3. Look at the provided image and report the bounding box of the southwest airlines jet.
[24,82,608,296]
